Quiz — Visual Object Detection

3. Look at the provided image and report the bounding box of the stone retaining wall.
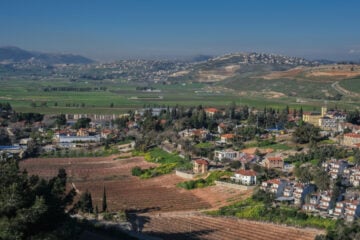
[215,181,254,190]
[175,170,195,179]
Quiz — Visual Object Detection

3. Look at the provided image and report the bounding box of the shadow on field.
[145,229,216,240]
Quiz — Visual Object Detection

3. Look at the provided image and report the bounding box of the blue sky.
[1,0,360,61]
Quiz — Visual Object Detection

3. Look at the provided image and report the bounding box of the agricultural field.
[339,77,360,94]
[19,156,247,212]
[1,75,358,115]
[138,211,324,240]
[20,156,325,239]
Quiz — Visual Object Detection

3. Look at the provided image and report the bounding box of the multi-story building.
[293,183,315,206]
[264,156,284,169]
[333,201,346,218]
[261,179,288,197]
[318,192,332,211]
[344,200,360,221]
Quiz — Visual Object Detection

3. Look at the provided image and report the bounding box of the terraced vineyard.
[139,212,324,240]
[21,156,324,239]
[21,156,213,212]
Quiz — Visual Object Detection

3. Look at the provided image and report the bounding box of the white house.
[293,183,315,206]
[214,149,239,162]
[261,179,287,197]
[231,169,257,185]
[345,200,360,221]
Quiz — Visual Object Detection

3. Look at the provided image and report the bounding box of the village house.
[338,122,360,133]
[214,149,239,162]
[231,169,257,185]
[55,129,77,137]
[318,191,332,211]
[237,152,258,165]
[344,200,360,221]
[349,169,360,187]
[302,203,317,212]
[101,129,113,139]
[220,133,235,144]
[193,159,209,174]
[217,123,227,134]
[333,201,346,218]
[322,159,348,178]
[264,156,284,169]
[343,133,360,147]
[261,179,288,197]
[303,193,321,212]
[179,128,210,141]
[77,128,90,137]
[293,183,315,206]
[283,183,294,197]
[204,108,219,118]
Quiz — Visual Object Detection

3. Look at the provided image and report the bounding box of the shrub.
[131,166,143,176]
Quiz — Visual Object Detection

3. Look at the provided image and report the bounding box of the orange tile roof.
[194,159,209,165]
[267,157,283,161]
[235,169,257,177]
[221,134,235,139]
[345,133,360,138]
[205,108,218,113]
[267,179,282,185]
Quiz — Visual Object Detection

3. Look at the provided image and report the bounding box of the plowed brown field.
[20,156,248,212]
[138,211,324,240]
[21,156,324,240]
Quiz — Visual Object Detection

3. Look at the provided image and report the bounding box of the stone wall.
[175,170,195,179]
[214,181,254,190]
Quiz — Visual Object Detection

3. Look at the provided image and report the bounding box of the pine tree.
[102,186,107,212]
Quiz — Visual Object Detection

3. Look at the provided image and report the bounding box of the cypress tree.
[102,186,107,212]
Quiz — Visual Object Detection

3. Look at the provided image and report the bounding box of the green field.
[339,77,360,93]
[0,76,358,114]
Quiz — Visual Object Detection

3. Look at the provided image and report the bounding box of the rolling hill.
[0,46,94,65]
[169,52,360,100]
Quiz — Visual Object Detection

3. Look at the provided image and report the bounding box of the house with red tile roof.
[264,156,284,169]
[231,169,257,185]
[193,159,209,174]
[204,108,219,118]
[343,133,360,147]
[220,133,235,144]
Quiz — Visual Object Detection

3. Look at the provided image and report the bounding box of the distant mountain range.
[0,46,94,65]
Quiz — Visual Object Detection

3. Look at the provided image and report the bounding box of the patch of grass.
[310,159,320,166]
[177,170,232,190]
[132,148,192,179]
[319,139,336,145]
[209,197,336,230]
